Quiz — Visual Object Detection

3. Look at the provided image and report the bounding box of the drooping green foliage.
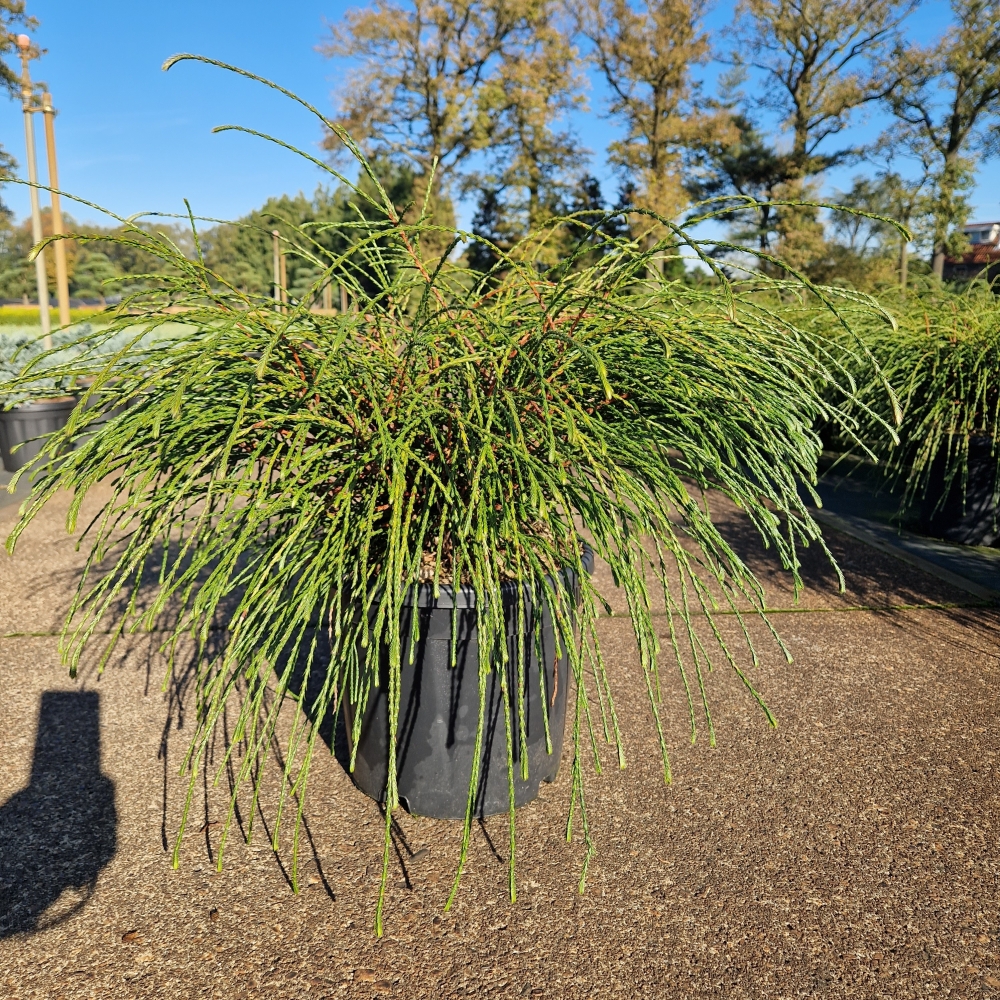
[5,56,895,935]
[806,280,1000,519]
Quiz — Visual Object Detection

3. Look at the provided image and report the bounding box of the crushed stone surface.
[1,489,999,998]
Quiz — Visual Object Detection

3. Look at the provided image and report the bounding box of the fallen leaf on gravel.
[373,981,392,993]
[409,848,429,864]
[209,908,219,922]
[121,930,140,943]
[356,969,376,982]
[985,976,1000,988]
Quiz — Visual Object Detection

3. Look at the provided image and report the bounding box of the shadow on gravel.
[0,691,117,937]
[711,502,973,607]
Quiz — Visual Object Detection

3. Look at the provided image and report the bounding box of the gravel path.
[1,490,998,998]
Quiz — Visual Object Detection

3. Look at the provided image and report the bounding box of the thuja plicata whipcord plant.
[4,56,899,934]
[790,280,1000,524]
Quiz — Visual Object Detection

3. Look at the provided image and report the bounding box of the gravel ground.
[1,490,999,999]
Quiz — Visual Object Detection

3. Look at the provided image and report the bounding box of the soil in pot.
[917,435,999,547]
[333,549,593,820]
[0,398,77,473]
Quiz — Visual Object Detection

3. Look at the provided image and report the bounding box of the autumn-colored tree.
[884,0,1000,277]
[325,0,590,264]
[466,3,586,263]
[579,0,728,244]
[321,1,530,204]
[729,0,916,270]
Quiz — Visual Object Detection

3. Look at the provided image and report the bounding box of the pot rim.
[395,544,594,609]
[0,396,78,413]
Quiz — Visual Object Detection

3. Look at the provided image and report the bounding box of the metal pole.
[17,37,50,347]
[272,229,281,312]
[41,90,71,328]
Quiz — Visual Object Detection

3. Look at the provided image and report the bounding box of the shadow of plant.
[0,690,117,937]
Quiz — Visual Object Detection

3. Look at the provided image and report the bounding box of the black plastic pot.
[0,398,77,473]
[341,548,594,819]
[917,436,999,547]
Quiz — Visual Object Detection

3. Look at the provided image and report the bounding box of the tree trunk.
[932,249,946,279]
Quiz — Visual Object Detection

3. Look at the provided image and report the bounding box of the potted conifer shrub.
[5,58,896,933]
[810,281,1000,546]
[0,329,86,473]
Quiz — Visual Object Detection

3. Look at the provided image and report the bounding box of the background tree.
[814,173,913,287]
[0,206,32,301]
[729,0,916,270]
[0,146,14,210]
[0,1,35,93]
[206,191,333,299]
[828,176,899,256]
[884,0,1000,277]
[864,141,937,291]
[205,164,425,299]
[466,3,586,265]
[321,0,531,241]
[578,0,728,251]
[465,184,519,272]
[0,1,37,211]
[70,250,119,306]
[466,174,628,275]
[687,114,794,256]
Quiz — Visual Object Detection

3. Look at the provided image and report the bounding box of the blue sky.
[0,0,996,233]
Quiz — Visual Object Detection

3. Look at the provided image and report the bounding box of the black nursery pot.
[341,548,594,820]
[917,436,999,547]
[0,398,77,473]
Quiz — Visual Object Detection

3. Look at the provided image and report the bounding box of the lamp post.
[16,34,50,347]
[40,89,71,327]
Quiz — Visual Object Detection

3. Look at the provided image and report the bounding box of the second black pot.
[0,398,77,473]
[340,549,593,819]
[917,436,998,547]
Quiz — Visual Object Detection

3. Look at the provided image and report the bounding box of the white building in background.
[965,222,1000,246]
[943,221,1000,283]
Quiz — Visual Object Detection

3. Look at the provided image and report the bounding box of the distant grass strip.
[0,306,110,326]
